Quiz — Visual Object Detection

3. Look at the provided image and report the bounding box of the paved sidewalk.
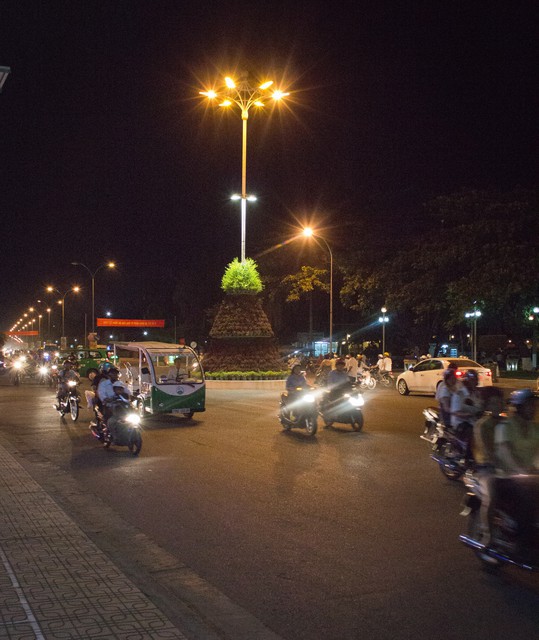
[0,443,187,640]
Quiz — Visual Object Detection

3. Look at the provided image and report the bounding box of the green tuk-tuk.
[113,341,205,419]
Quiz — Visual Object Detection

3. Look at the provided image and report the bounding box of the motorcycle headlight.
[348,395,364,408]
[68,380,77,387]
[13,361,23,369]
[303,393,317,404]
[52,365,58,371]
[40,366,48,374]
[126,414,141,426]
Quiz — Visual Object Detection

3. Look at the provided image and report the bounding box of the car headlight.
[126,413,141,426]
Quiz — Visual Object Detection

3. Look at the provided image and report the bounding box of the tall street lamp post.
[302,227,333,354]
[47,286,80,348]
[465,309,482,362]
[200,73,289,262]
[528,306,539,368]
[0,66,10,93]
[71,261,115,335]
[46,307,51,341]
[379,307,389,353]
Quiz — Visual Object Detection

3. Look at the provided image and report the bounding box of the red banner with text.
[6,331,39,336]
[96,318,165,328]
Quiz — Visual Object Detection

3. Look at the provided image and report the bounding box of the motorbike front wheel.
[128,430,142,455]
[351,413,364,432]
[304,416,318,436]
[69,398,79,422]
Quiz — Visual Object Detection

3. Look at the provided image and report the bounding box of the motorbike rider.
[282,364,310,420]
[449,369,483,457]
[327,359,351,393]
[435,363,460,426]
[96,367,124,426]
[470,386,505,545]
[345,353,359,384]
[495,388,539,475]
[106,380,132,442]
[492,388,539,550]
[55,360,80,409]
[382,352,393,376]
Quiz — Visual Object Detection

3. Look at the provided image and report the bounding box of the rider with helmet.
[55,359,80,409]
[449,369,484,456]
[495,389,539,475]
[436,364,460,427]
[487,389,539,551]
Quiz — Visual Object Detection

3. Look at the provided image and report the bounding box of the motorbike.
[90,397,143,455]
[421,406,473,481]
[55,380,80,421]
[357,369,376,390]
[318,385,364,431]
[279,387,319,436]
[37,364,53,385]
[370,367,393,387]
[10,357,28,385]
[459,471,539,571]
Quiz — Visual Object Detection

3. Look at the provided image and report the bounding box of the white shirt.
[346,357,359,377]
[376,357,385,371]
[97,378,116,404]
[383,356,392,372]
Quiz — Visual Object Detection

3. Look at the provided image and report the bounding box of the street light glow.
[302,227,314,237]
[199,89,217,99]
[200,72,291,262]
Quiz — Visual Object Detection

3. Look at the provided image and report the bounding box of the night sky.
[1,1,537,336]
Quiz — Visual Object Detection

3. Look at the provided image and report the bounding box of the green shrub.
[221,258,263,294]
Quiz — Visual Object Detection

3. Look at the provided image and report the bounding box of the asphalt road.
[0,374,538,639]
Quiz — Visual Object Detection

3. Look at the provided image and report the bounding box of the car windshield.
[447,359,481,368]
[149,351,203,384]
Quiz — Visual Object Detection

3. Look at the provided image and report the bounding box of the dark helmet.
[443,369,457,383]
[335,358,346,367]
[507,388,534,406]
[447,361,459,371]
[63,359,73,366]
[98,361,113,373]
[108,366,120,375]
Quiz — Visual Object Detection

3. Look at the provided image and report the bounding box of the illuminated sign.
[96,318,165,328]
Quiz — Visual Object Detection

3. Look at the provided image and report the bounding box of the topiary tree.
[202,258,284,373]
[221,258,263,295]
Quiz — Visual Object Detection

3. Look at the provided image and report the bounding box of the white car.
[396,357,493,395]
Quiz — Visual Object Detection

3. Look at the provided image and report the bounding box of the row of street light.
[9,262,116,349]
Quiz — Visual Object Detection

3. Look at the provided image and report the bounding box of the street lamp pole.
[0,66,10,93]
[464,308,482,361]
[379,307,389,353]
[303,228,333,354]
[71,261,115,334]
[200,74,289,262]
[528,306,539,368]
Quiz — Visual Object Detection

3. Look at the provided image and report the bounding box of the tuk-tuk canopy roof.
[113,341,192,353]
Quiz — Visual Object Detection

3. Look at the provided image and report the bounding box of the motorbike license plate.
[172,408,191,414]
